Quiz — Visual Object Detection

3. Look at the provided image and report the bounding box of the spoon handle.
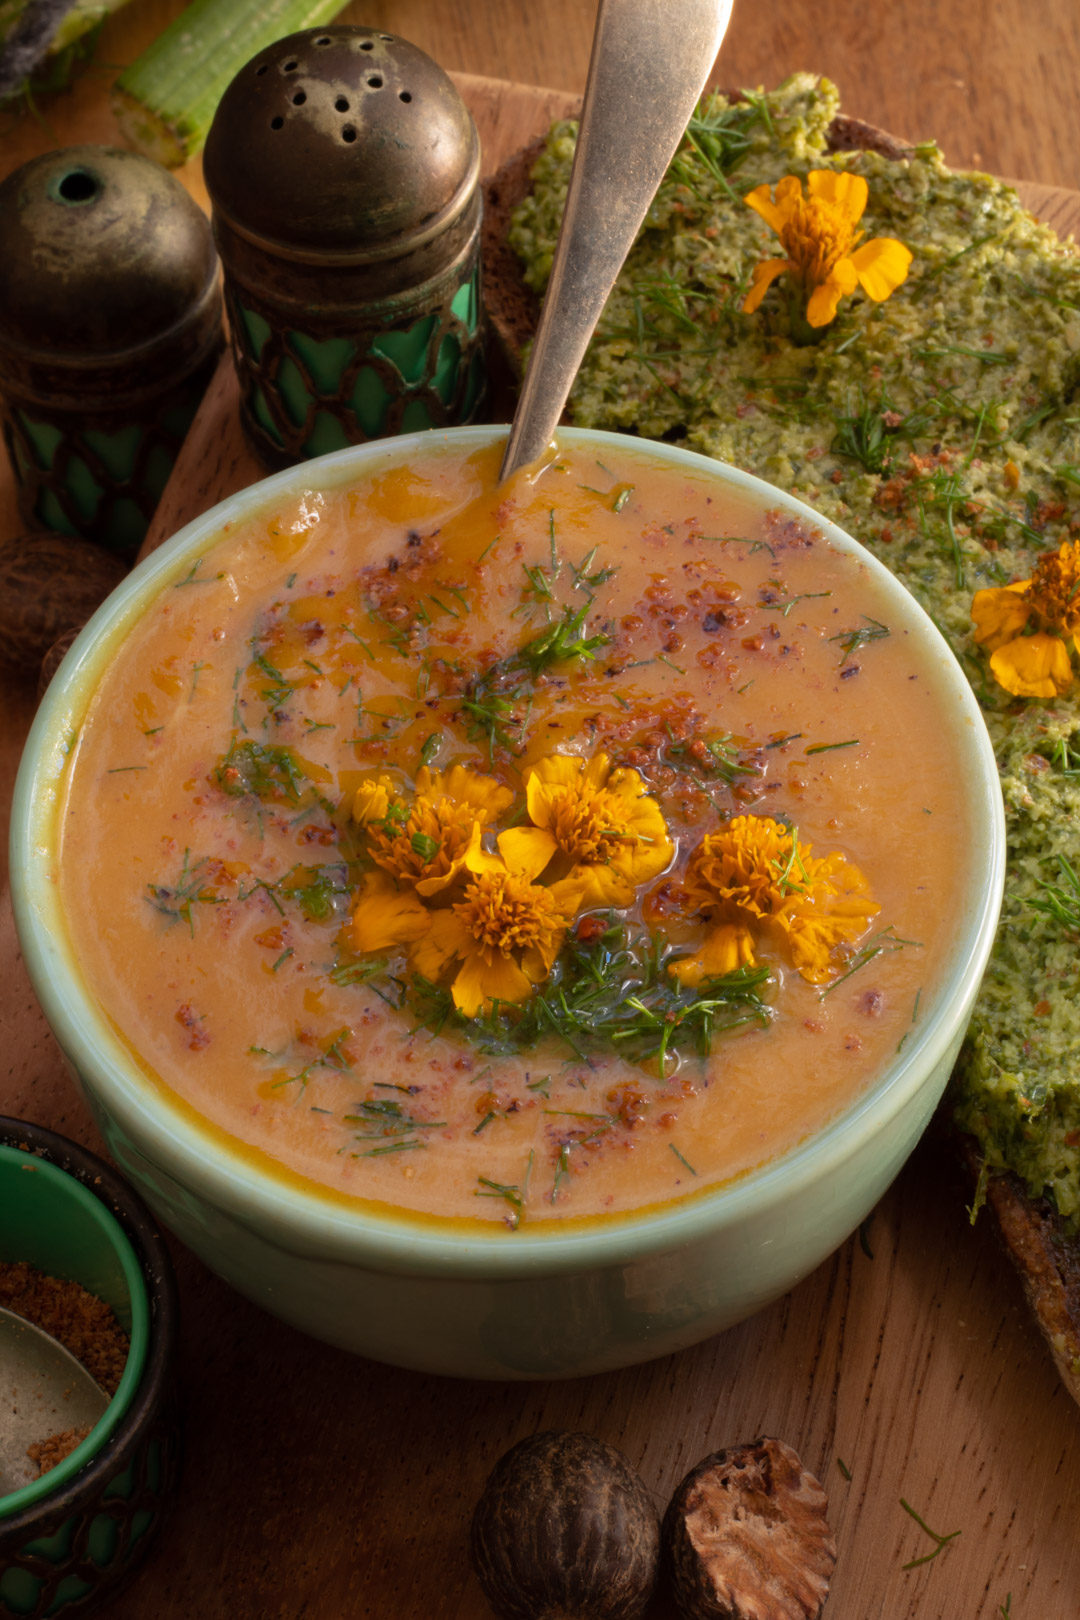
[499,0,733,481]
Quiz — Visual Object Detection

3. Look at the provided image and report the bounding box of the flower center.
[780,195,861,288]
[685,816,799,918]
[1027,541,1080,636]
[369,795,474,884]
[548,782,621,863]
[454,870,564,957]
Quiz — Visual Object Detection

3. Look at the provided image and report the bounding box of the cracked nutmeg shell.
[0,531,126,678]
[662,1437,836,1620]
[470,1430,661,1620]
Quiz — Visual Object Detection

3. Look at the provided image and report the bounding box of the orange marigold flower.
[742,170,912,330]
[350,806,583,1017]
[497,751,673,908]
[355,762,513,898]
[972,540,1080,698]
[412,838,583,1017]
[669,815,879,988]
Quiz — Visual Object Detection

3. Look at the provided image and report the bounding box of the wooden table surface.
[3,4,1080,1618]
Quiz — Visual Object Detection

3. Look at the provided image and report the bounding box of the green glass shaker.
[202,25,487,469]
[0,147,223,558]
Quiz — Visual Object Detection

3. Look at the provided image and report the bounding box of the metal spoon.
[0,1305,108,1496]
[499,0,733,481]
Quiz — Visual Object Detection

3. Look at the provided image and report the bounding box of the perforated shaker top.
[203,26,481,263]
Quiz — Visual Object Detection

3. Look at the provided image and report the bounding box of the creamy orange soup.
[59,439,972,1228]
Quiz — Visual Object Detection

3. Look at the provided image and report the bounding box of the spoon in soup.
[499,0,733,481]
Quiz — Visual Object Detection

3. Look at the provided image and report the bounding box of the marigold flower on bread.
[972,540,1080,698]
[742,170,912,329]
[670,815,879,987]
[498,751,673,908]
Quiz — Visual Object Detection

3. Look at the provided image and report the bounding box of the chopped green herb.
[831,396,897,473]
[213,738,309,804]
[282,864,350,923]
[670,1143,697,1176]
[269,1027,354,1092]
[174,559,223,587]
[763,589,832,618]
[476,1155,534,1229]
[408,914,772,1073]
[820,927,921,997]
[251,650,297,712]
[344,1097,446,1138]
[551,1140,575,1202]
[829,617,890,665]
[146,850,222,935]
[1026,854,1080,933]
[899,1498,961,1570]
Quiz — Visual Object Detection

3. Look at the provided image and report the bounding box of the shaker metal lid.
[0,146,218,365]
[202,26,481,265]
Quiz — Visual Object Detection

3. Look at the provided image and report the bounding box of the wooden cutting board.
[3,73,1080,1620]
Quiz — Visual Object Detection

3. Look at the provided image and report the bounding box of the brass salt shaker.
[0,147,222,558]
[202,25,487,469]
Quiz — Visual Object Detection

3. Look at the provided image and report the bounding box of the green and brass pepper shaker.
[202,25,487,469]
[0,147,223,559]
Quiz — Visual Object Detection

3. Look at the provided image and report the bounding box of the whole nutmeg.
[0,531,126,679]
[662,1437,836,1620]
[470,1430,660,1620]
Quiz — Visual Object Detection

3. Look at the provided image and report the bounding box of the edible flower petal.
[742,170,912,329]
[972,541,1080,698]
[352,774,398,826]
[514,751,673,908]
[669,815,878,986]
[359,763,513,896]
[349,872,429,954]
[414,859,581,1017]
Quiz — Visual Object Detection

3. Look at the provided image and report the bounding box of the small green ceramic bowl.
[0,1120,180,1616]
[10,426,1006,1380]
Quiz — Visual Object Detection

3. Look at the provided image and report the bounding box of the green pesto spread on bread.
[508,73,1080,1228]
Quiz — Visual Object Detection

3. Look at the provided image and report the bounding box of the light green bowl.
[10,426,1006,1379]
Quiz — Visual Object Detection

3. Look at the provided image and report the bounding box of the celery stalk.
[111,0,347,168]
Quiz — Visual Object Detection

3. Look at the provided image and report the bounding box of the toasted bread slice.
[971,1146,1080,1404]
[480,106,913,379]
[480,104,1080,1407]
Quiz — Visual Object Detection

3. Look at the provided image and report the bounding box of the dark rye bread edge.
[480,107,1080,1406]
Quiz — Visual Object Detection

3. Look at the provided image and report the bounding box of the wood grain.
[2,11,1080,1620]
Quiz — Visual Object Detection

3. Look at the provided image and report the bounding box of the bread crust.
[972,1147,1080,1404]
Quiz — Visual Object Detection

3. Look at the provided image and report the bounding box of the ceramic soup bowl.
[11,426,1005,1379]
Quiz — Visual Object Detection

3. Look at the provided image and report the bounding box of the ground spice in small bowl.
[0,1258,131,1479]
[25,1426,92,1476]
